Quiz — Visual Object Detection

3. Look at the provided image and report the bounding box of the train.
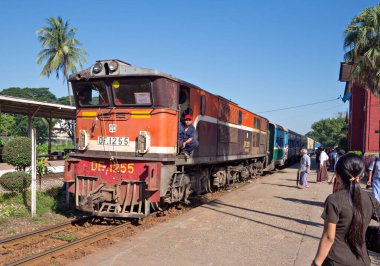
[64,59,317,218]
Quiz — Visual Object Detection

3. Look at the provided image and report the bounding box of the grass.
[36,142,74,155]
[0,186,72,221]
[52,232,78,242]
[0,202,29,218]
[31,216,49,222]
[6,229,16,234]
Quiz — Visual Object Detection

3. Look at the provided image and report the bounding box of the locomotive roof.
[69,59,202,90]
[69,59,268,121]
[288,129,302,136]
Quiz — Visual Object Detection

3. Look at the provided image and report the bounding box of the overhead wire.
[257,96,342,114]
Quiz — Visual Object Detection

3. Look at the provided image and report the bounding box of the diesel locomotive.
[64,59,269,218]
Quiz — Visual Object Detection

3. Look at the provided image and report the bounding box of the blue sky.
[0,0,377,134]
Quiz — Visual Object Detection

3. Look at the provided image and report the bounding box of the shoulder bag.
[366,191,380,253]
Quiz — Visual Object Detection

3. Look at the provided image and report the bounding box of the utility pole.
[31,128,37,217]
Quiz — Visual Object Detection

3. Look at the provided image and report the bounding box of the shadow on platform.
[274,196,324,208]
[282,178,317,184]
[202,202,320,240]
[261,182,299,189]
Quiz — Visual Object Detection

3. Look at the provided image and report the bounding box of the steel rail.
[8,221,131,266]
[0,216,92,246]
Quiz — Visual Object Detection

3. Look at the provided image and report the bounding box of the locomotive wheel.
[151,199,169,212]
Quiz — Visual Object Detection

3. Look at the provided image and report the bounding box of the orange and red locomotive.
[64,59,269,218]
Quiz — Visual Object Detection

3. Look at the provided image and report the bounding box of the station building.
[339,62,380,155]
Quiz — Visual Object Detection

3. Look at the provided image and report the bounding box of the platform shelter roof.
[0,95,76,119]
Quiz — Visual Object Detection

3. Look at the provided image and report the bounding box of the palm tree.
[36,17,87,105]
[344,4,380,97]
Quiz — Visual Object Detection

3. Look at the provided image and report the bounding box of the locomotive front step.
[76,176,149,218]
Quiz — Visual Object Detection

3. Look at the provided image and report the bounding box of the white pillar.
[31,128,37,217]
[28,115,33,138]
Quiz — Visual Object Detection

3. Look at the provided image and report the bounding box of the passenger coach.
[267,123,288,169]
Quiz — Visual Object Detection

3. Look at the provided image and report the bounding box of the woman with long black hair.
[312,154,380,266]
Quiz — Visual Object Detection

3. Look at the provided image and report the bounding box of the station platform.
[0,160,65,175]
[71,165,348,266]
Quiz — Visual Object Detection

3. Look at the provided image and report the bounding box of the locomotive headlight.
[137,131,151,154]
[109,60,119,72]
[93,62,103,74]
[78,130,89,150]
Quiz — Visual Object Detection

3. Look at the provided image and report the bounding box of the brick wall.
[365,90,380,154]
[349,84,366,151]
[349,84,380,154]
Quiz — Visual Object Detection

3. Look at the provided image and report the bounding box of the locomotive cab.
[65,60,182,218]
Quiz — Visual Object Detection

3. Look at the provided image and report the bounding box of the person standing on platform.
[329,148,338,172]
[367,157,380,202]
[312,154,377,266]
[316,147,321,172]
[298,148,311,188]
[317,148,329,183]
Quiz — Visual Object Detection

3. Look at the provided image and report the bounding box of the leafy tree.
[36,16,87,106]
[0,172,31,193]
[1,87,57,102]
[0,115,15,136]
[10,115,49,142]
[2,137,31,171]
[0,171,31,207]
[344,4,380,96]
[306,115,347,148]
[57,96,71,105]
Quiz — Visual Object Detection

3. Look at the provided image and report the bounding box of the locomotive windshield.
[74,81,109,107]
[111,79,152,106]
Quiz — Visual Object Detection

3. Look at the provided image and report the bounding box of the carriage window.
[112,79,152,106]
[254,117,261,129]
[263,121,268,131]
[153,78,178,108]
[200,95,206,115]
[74,81,108,107]
[252,132,260,147]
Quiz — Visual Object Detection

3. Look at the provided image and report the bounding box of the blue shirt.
[369,158,380,179]
[179,124,196,142]
[330,151,337,161]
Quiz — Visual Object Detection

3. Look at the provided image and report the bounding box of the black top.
[321,189,380,266]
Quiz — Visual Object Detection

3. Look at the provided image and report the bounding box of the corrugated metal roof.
[0,95,75,119]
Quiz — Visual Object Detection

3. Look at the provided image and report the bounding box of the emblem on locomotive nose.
[109,124,117,133]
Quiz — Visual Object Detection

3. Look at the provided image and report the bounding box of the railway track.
[0,216,130,266]
[0,180,251,265]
